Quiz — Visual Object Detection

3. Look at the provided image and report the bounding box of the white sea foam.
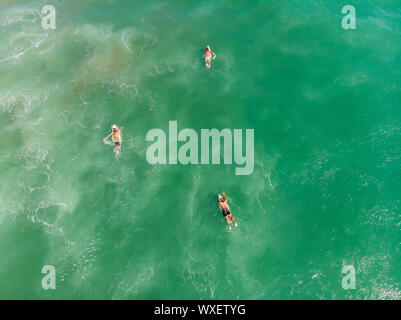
[0,32,48,64]
[0,8,40,27]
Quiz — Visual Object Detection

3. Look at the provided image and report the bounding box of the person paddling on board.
[103,124,121,154]
[218,192,237,230]
[204,45,216,69]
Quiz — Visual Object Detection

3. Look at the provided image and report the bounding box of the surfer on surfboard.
[218,192,237,230]
[103,124,121,155]
[204,45,216,69]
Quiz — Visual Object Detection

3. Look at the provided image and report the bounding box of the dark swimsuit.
[222,207,230,217]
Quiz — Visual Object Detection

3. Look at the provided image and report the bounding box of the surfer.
[218,192,237,230]
[103,124,121,154]
[204,45,216,69]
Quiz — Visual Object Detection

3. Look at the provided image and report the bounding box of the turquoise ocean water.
[1,0,401,299]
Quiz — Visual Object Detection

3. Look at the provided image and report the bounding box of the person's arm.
[223,192,228,201]
[211,51,216,58]
[104,132,112,140]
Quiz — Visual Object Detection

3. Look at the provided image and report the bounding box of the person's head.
[205,46,210,51]
[112,125,117,131]
[218,194,224,202]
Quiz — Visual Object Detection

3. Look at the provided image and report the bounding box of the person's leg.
[229,214,238,227]
[114,142,120,154]
[206,57,211,68]
[224,215,232,230]
[224,215,231,224]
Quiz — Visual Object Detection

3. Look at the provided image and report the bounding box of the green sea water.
[1,0,401,300]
